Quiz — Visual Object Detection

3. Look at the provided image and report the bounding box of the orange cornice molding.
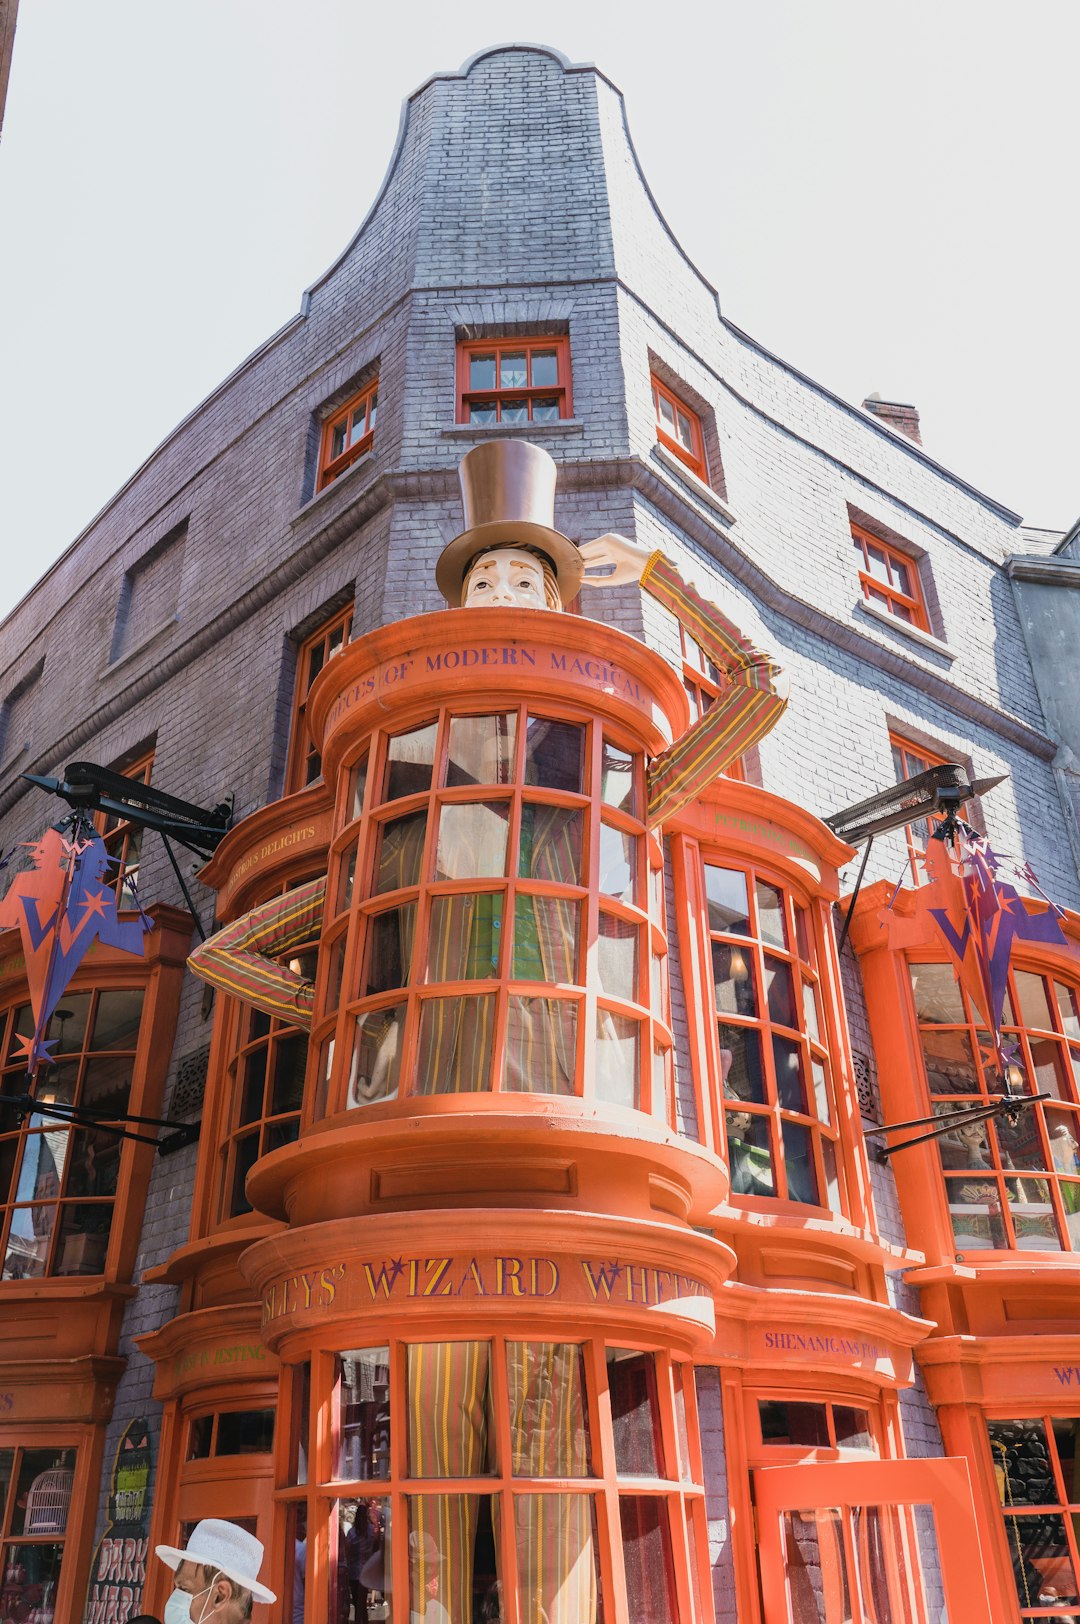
[196,780,333,917]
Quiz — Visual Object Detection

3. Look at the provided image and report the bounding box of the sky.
[1,0,1077,622]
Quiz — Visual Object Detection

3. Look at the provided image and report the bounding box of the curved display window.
[314,709,673,1125]
[0,1444,77,1623]
[986,1414,1080,1618]
[700,859,841,1211]
[0,989,143,1278]
[290,1335,706,1624]
[910,961,1080,1252]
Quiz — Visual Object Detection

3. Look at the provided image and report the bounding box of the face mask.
[164,1575,218,1624]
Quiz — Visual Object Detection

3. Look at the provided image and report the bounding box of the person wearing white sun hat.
[155,1519,276,1621]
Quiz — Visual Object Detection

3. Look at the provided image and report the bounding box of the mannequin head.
[462,546,562,611]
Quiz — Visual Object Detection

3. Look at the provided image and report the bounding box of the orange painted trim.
[196,782,332,917]
[316,378,378,491]
[456,335,573,423]
[651,373,709,483]
[852,520,931,631]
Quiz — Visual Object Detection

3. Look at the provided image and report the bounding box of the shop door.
[754,1457,992,1624]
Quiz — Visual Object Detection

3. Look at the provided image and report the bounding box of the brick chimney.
[862,393,922,445]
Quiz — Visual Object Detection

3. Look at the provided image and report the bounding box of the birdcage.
[25,1456,73,1534]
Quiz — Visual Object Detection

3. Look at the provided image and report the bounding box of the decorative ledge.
[652,442,736,525]
[1006,554,1080,589]
[853,598,956,662]
[440,419,585,440]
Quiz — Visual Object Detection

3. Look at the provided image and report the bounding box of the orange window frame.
[852,523,929,630]
[95,747,154,905]
[889,732,948,884]
[456,336,573,425]
[285,604,354,795]
[317,379,379,491]
[651,375,708,483]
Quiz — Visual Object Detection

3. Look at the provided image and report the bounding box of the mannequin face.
[463,548,548,610]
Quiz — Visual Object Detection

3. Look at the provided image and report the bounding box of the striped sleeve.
[187,875,327,1029]
[642,551,788,828]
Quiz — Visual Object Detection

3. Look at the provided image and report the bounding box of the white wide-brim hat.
[156,1518,276,1605]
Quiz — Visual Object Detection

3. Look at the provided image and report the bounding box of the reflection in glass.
[338,1496,389,1623]
[595,1011,639,1108]
[92,989,144,1049]
[910,963,967,1024]
[414,995,495,1094]
[335,1348,392,1480]
[764,957,797,1028]
[773,1036,807,1113]
[1014,970,1055,1032]
[782,1120,819,1205]
[608,1349,662,1476]
[525,718,584,793]
[921,1028,980,1094]
[759,1401,829,1447]
[408,1493,499,1624]
[364,905,415,995]
[620,1497,676,1624]
[834,1407,873,1451]
[187,1415,213,1460]
[518,804,582,884]
[385,723,437,801]
[704,866,751,935]
[512,896,578,983]
[1002,1513,1079,1608]
[784,1507,850,1624]
[216,1409,275,1454]
[1055,982,1080,1040]
[946,1177,1006,1250]
[445,714,516,788]
[435,803,510,881]
[504,997,576,1095]
[598,826,637,903]
[718,1024,765,1104]
[597,914,638,1003]
[712,942,756,1017]
[600,741,638,815]
[428,894,503,981]
[1007,1178,1061,1250]
[374,812,426,893]
[755,881,786,947]
[348,1004,405,1106]
[350,755,368,820]
[988,1419,1054,1507]
[724,1110,776,1201]
[507,1343,591,1476]
[470,354,496,390]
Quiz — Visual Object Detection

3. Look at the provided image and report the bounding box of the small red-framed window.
[889,732,949,884]
[318,380,378,491]
[680,625,744,781]
[456,337,572,425]
[651,375,708,482]
[95,748,154,907]
[285,605,354,795]
[852,523,929,630]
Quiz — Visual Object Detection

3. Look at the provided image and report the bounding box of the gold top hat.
[436,439,584,607]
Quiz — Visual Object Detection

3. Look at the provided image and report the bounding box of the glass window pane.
[821,1137,842,1213]
[1002,1513,1079,1607]
[65,1127,121,1199]
[500,353,527,388]
[910,963,967,1024]
[518,804,582,884]
[435,802,510,880]
[595,1011,639,1108]
[759,1400,830,1447]
[385,723,438,801]
[469,402,498,426]
[347,1003,406,1106]
[18,1449,74,1534]
[988,1419,1055,1506]
[600,741,639,816]
[755,881,786,948]
[216,1409,275,1454]
[501,399,529,424]
[351,756,369,820]
[368,392,378,430]
[512,896,579,983]
[811,1057,830,1122]
[996,1113,1047,1171]
[718,1023,765,1104]
[531,397,561,422]
[406,1343,494,1476]
[1055,982,1080,1040]
[608,1349,662,1475]
[414,995,495,1094]
[91,988,143,1049]
[338,1496,390,1617]
[1007,1177,1062,1250]
[704,866,751,935]
[81,1054,133,1114]
[946,1178,1006,1249]
[936,1108,990,1170]
[3,1196,57,1276]
[658,394,675,430]
[620,1496,677,1624]
[1015,970,1056,1031]
[445,714,516,788]
[728,1116,774,1199]
[335,1347,392,1480]
[270,1033,307,1116]
[530,350,559,387]
[921,1028,981,1094]
[55,1203,112,1275]
[46,994,91,1053]
[597,913,638,1003]
[187,1415,213,1460]
[374,812,427,893]
[337,846,357,912]
[773,1035,808,1113]
[764,956,797,1028]
[227,1131,259,1218]
[504,996,577,1095]
[507,1342,592,1475]
[515,1492,600,1621]
[834,1407,873,1450]
[364,905,415,995]
[331,422,347,460]
[676,409,694,451]
[470,354,496,390]
[1047,1109,1080,1174]
[525,718,584,792]
[598,825,638,904]
[408,1492,500,1622]
[712,941,757,1017]
[1030,1037,1070,1100]
[428,894,503,981]
[782,1121,819,1205]
[1052,1418,1080,1500]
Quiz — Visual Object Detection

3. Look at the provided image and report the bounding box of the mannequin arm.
[188,876,326,1028]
